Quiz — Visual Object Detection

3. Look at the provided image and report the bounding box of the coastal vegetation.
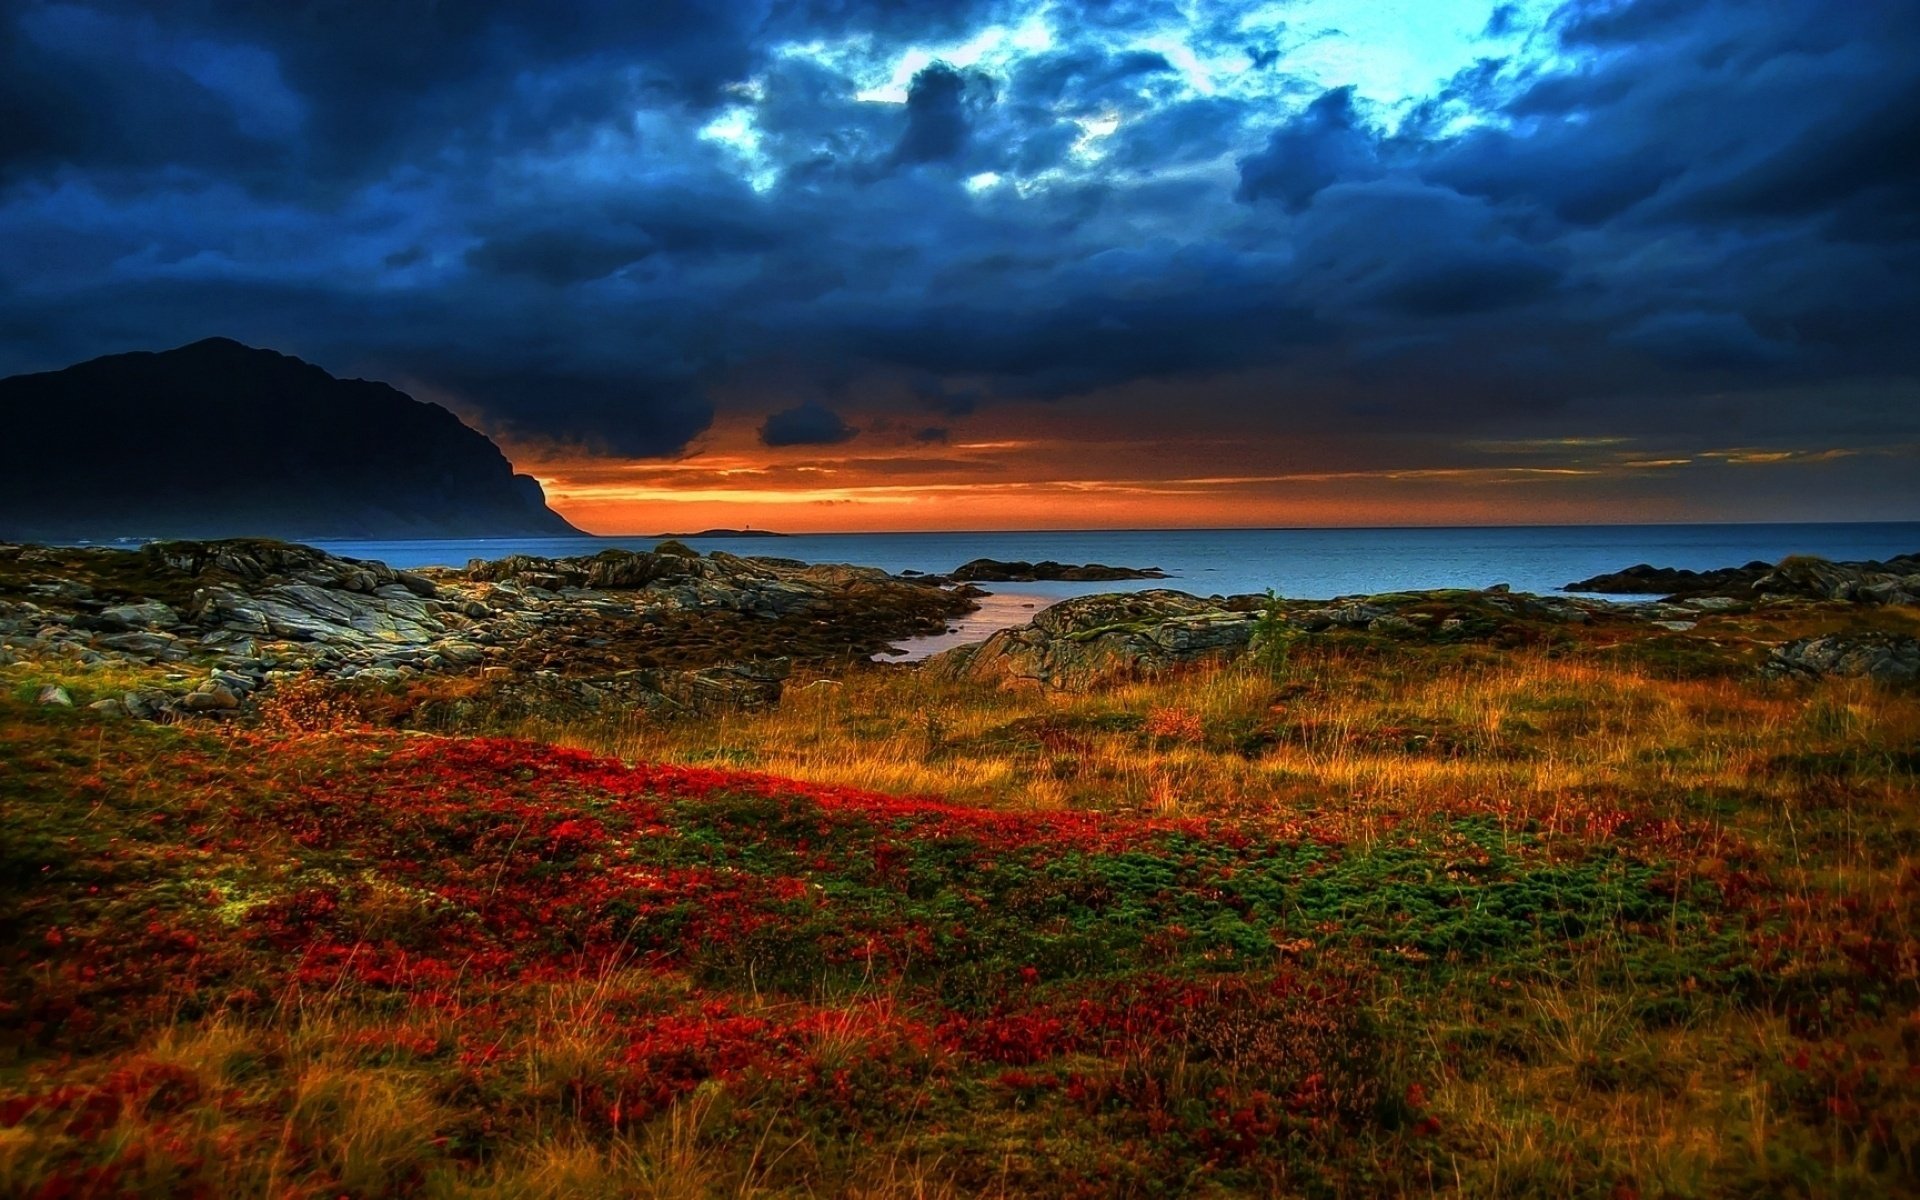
[3,542,1919,1196]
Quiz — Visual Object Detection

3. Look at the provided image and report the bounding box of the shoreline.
[873,588,1059,662]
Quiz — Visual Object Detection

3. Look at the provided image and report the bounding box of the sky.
[1,0,1916,533]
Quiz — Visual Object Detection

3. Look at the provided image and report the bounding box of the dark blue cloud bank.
[0,0,1915,509]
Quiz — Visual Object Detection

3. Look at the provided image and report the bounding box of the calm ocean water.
[311,523,1920,601]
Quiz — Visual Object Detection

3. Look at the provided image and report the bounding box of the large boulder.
[1763,635,1920,685]
[1749,557,1920,605]
[190,581,445,645]
[927,590,1256,690]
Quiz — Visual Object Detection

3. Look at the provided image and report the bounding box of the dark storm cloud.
[1286,181,1565,318]
[0,0,1915,492]
[0,6,297,183]
[1613,311,1790,372]
[1235,87,1379,211]
[892,63,996,165]
[465,227,658,286]
[760,401,859,446]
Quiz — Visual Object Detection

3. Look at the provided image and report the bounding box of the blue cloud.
[0,0,1912,475]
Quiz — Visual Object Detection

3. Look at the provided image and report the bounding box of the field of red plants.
[3,661,1919,1196]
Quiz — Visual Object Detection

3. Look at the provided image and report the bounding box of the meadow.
[3,621,1919,1197]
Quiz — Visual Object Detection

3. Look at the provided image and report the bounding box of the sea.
[300,523,1920,661]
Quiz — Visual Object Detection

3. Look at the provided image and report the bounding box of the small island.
[947,557,1170,582]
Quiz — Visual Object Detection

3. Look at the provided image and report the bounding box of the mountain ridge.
[0,338,584,541]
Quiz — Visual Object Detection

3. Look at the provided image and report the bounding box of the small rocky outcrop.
[927,590,1259,690]
[1746,557,1920,606]
[947,559,1170,583]
[1763,635,1920,686]
[1567,551,1920,603]
[926,586,1632,691]
[1564,561,1775,596]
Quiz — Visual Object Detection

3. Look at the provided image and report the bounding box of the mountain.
[0,338,583,541]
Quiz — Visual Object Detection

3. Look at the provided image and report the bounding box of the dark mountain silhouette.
[0,338,584,541]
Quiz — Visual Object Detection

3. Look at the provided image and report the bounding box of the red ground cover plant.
[4,692,1917,1196]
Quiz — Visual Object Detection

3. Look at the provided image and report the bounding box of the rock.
[436,641,486,668]
[95,600,181,630]
[93,630,180,654]
[927,590,1255,691]
[393,570,440,598]
[36,684,72,707]
[211,670,258,694]
[1763,635,1920,686]
[656,659,791,711]
[1567,551,1920,604]
[1367,615,1422,636]
[1292,603,1389,632]
[183,683,240,712]
[88,698,124,716]
[1,536,974,716]
[1565,560,1775,596]
[949,558,1170,582]
[1752,557,1920,606]
[122,691,162,719]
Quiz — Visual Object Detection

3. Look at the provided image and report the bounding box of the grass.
[3,623,1918,1196]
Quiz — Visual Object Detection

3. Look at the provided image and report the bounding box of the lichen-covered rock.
[1763,635,1920,685]
[1750,558,1920,605]
[927,590,1256,690]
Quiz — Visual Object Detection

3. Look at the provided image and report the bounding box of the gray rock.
[36,684,73,707]
[211,669,258,694]
[97,600,181,630]
[1367,615,1422,636]
[88,698,125,716]
[1292,603,1390,632]
[1763,635,1920,685]
[183,683,240,712]
[95,631,180,656]
[927,591,1255,691]
[436,641,486,667]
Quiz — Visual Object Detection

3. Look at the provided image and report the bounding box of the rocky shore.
[0,538,973,722]
[930,572,1920,690]
[8,541,1918,724]
[1565,550,1920,603]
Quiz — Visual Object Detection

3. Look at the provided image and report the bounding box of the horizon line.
[572,517,1920,539]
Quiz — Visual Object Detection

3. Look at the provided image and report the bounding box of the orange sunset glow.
[514,403,1911,534]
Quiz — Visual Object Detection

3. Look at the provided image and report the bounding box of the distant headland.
[0,338,584,542]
